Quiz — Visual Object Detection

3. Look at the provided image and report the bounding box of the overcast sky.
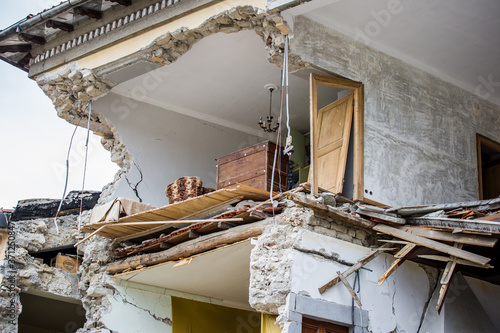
[0,1,118,209]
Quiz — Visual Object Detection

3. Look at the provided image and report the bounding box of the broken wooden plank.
[319,243,393,294]
[405,217,500,234]
[436,243,462,313]
[356,206,405,225]
[337,271,362,307]
[289,192,376,231]
[113,197,243,242]
[107,220,269,274]
[108,218,243,226]
[477,212,500,222]
[417,255,494,269]
[396,197,500,216]
[373,224,491,266]
[74,225,106,247]
[394,225,497,247]
[378,240,411,245]
[377,243,417,286]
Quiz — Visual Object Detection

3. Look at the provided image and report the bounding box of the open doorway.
[477,134,500,200]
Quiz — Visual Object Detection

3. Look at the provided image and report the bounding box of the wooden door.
[312,92,354,194]
[309,73,364,199]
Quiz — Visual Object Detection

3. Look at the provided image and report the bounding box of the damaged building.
[1,0,500,332]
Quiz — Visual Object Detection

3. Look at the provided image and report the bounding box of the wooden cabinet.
[216,141,289,192]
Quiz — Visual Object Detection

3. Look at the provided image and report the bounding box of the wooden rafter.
[109,0,132,6]
[19,33,46,45]
[46,20,74,32]
[74,7,103,19]
[0,44,31,53]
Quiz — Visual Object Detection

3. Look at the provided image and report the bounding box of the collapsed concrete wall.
[248,193,438,333]
[290,15,500,206]
[0,214,82,333]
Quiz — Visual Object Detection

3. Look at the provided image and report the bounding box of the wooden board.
[313,92,354,194]
[373,224,491,266]
[80,184,270,239]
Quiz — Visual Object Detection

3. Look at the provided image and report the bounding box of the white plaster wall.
[95,92,265,206]
[291,16,500,206]
[463,276,500,332]
[101,284,172,333]
[290,230,429,333]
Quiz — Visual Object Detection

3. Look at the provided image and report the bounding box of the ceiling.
[111,29,341,135]
[284,0,500,106]
[111,0,500,136]
[114,240,256,310]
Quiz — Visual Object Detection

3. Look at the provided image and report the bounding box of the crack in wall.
[124,162,144,202]
[115,292,172,326]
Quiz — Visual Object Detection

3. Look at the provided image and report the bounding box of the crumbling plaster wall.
[77,237,173,333]
[290,15,500,206]
[0,215,82,333]
[35,6,304,207]
[249,193,436,333]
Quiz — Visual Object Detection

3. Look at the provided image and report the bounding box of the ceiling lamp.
[258,84,280,133]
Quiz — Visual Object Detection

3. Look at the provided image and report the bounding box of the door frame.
[476,133,500,199]
[310,73,364,201]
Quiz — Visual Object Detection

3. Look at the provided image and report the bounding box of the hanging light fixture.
[258,84,279,132]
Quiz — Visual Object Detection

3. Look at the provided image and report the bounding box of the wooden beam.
[319,243,393,294]
[275,19,290,34]
[373,224,491,266]
[18,33,46,45]
[112,197,243,242]
[377,243,417,285]
[436,243,461,313]
[109,0,132,6]
[74,7,103,19]
[394,226,497,247]
[396,197,500,216]
[74,225,106,247]
[107,220,269,274]
[405,217,500,234]
[289,192,376,231]
[417,255,494,269]
[106,218,243,227]
[46,20,74,32]
[18,52,33,67]
[310,74,319,196]
[312,73,363,90]
[0,44,31,53]
[353,84,364,202]
[356,207,405,225]
[337,271,362,307]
